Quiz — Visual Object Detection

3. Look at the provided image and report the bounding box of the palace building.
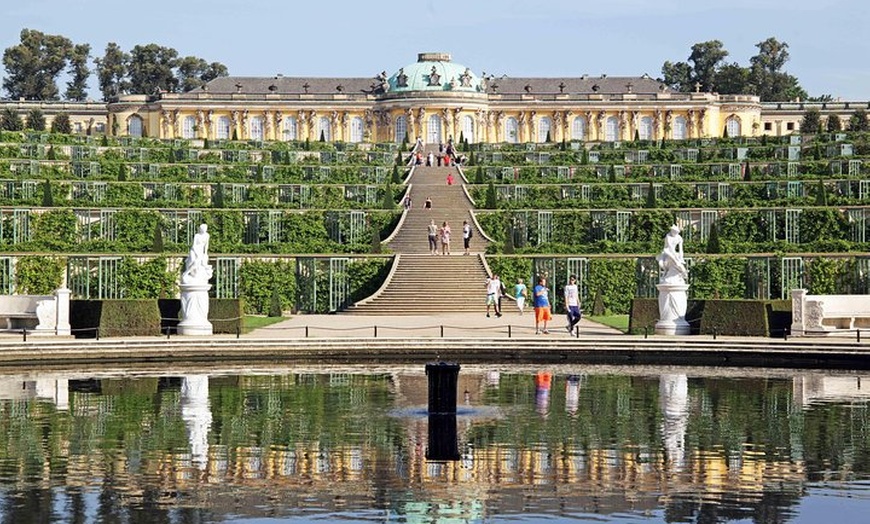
[4,52,864,141]
[107,52,767,143]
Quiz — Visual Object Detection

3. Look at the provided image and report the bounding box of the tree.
[714,62,750,94]
[50,113,71,134]
[815,179,828,206]
[65,43,91,101]
[41,180,53,207]
[128,43,179,94]
[485,181,497,208]
[2,29,73,100]
[268,286,283,317]
[176,56,228,92]
[94,42,130,100]
[645,181,656,208]
[850,109,869,132]
[827,114,842,132]
[152,221,164,252]
[748,37,807,101]
[800,109,821,134]
[706,222,721,254]
[661,40,729,92]
[25,108,45,131]
[0,108,23,131]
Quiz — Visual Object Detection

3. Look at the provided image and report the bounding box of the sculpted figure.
[656,225,689,284]
[182,224,213,285]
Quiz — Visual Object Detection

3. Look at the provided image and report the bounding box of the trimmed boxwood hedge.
[72,298,242,338]
[628,298,791,337]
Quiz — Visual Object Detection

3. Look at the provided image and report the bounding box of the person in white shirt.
[564,275,581,335]
[485,274,503,318]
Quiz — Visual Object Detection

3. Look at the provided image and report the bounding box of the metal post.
[95,327,100,340]
[644,327,648,339]
[440,325,444,338]
[712,327,717,340]
[508,325,512,338]
[22,328,26,342]
[858,329,861,343]
[166,326,171,339]
[236,326,241,339]
[305,326,309,338]
[374,325,378,338]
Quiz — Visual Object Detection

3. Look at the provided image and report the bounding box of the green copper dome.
[388,53,482,93]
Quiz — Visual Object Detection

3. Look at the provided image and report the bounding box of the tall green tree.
[748,37,807,101]
[661,40,728,92]
[65,43,91,101]
[176,56,228,92]
[800,109,821,134]
[2,29,73,100]
[128,44,179,94]
[827,114,842,132]
[714,62,750,94]
[50,113,71,134]
[850,108,869,132]
[25,108,45,130]
[94,42,130,100]
[0,108,23,131]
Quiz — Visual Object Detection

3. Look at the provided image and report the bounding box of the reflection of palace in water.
[1,369,867,519]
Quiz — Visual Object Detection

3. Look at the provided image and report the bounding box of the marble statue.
[656,224,688,285]
[178,224,214,335]
[181,375,212,471]
[660,374,689,470]
[655,225,691,335]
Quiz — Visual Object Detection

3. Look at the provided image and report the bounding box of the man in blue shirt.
[533,277,552,334]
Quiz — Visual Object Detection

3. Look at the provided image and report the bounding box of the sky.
[2,0,869,100]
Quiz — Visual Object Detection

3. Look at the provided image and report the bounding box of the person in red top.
[446,172,454,185]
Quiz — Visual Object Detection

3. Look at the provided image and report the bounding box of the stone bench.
[0,295,56,331]
[791,289,870,336]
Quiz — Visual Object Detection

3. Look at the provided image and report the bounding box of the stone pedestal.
[178,283,213,336]
[655,283,691,335]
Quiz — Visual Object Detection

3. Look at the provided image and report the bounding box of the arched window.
[127,115,143,137]
[605,116,620,142]
[395,115,407,144]
[538,116,553,143]
[350,116,364,143]
[725,116,741,138]
[282,117,298,141]
[638,116,653,140]
[317,117,331,141]
[427,114,442,143]
[504,117,519,143]
[672,116,687,140]
[182,116,196,139]
[215,116,231,140]
[571,117,586,141]
[249,116,264,140]
[462,115,475,143]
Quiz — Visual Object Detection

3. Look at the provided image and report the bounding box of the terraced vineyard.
[1,129,868,318]
[466,135,870,313]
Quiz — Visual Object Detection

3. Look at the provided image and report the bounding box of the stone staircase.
[346,150,492,315]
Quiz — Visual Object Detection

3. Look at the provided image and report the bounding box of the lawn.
[243,315,287,333]
[588,314,629,333]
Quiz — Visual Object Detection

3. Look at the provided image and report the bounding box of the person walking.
[533,276,552,334]
[424,197,432,210]
[462,220,472,255]
[439,221,451,255]
[427,219,438,255]
[564,274,581,335]
[485,274,503,318]
[514,278,528,316]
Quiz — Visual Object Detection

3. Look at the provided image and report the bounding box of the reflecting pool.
[1,364,870,523]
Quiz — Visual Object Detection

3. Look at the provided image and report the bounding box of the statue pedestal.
[178,283,213,336]
[656,283,690,336]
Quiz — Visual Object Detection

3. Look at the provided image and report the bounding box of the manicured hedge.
[70,299,161,338]
[159,298,243,335]
[628,298,791,337]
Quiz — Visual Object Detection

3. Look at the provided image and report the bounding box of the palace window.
[504,117,518,143]
[638,116,653,140]
[182,116,196,139]
[427,114,442,143]
[537,117,552,143]
[318,117,332,141]
[395,115,407,144]
[462,115,474,143]
[350,116,364,143]
[283,117,298,141]
[215,116,231,140]
[605,116,619,142]
[249,116,264,140]
[672,116,687,140]
[128,115,143,137]
[571,117,586,140]
[725,116,741,137]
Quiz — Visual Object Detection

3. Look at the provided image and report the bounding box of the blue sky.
[3,0,869,100]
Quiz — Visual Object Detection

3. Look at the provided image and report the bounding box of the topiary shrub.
[71,300,161,338]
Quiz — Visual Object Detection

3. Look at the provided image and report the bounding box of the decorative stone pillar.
[55,286,71,336]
